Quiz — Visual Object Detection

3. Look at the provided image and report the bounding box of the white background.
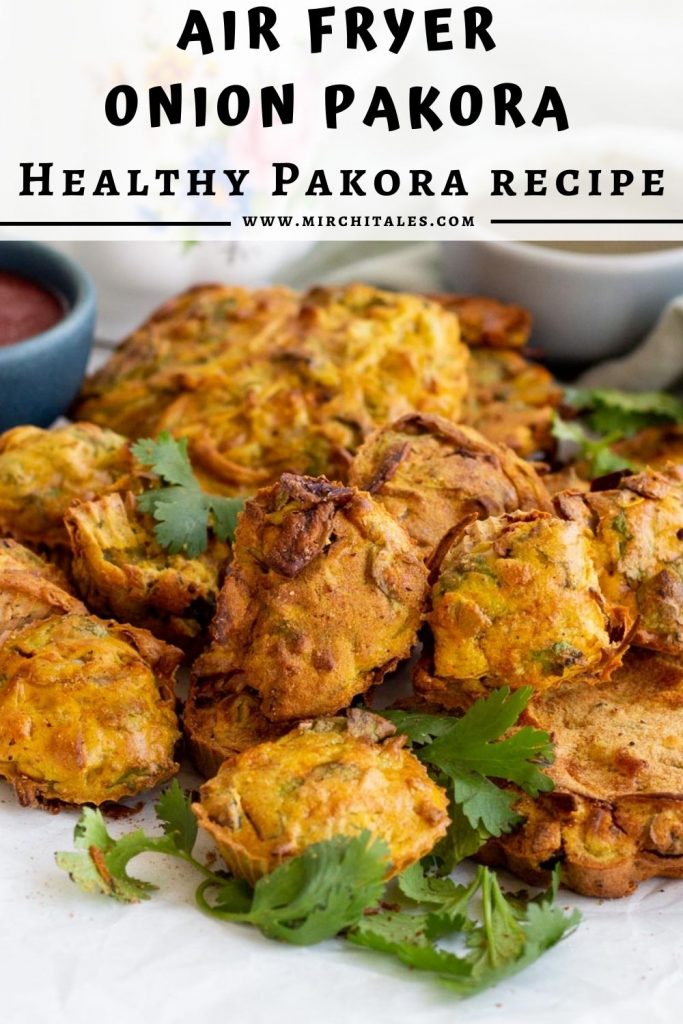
[3,772,683,1024]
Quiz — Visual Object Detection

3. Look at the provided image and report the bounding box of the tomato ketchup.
[0,270,64,346]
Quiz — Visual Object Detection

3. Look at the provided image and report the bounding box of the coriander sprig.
[55,778,579,997]
[383,686,555,869]
[131,433,245,557]
[553,386,683,479]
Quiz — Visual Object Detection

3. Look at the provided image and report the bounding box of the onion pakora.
[192,473,428,721]
[349,413,551,559]
[73,284,469,492]
[463,348,562,459]
[429,293,532,350]
[73,284,299,441]
[417,510,625,707]
[64,491,228,645]
[184,685,288,778]
[0,422,131,548]
[556,469,683,656]
[193,713,449,883]
[479,650,683,897]
[0,613,181,807]
[612,424,683,471]
[0,539,84,646]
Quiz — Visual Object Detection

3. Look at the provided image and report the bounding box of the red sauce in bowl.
[0,270,65,347]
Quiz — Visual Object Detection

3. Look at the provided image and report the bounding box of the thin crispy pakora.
[0,539,84,646]
[0,613,181,807]
[349,413,552,560]
[463,348,562,459]
[193,712,449,883]
[0,422,131,548]
[184,685,287,778]
[429,293,532,349]
[417,510,625,707]
[479,650,683,897]
[74,284,469,492]
[613,424,683,470]
[73,284,300,440]
[64,491,228,645]
[556,469,683,656]
[192,473,428,721]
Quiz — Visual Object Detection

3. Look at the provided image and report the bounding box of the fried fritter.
[192,473,428,721]
[556,469,683,656]
[0,539,84,645]
[429,293,532,349]
[417,510,625,707]
[462,348,562,458]
[193,713,449,883]
[613,424,683,470]
[0,422,131,548]
[64,491,228,645]
[74,284,469,491]
[349,414,552,559]
[0,613,181,807]
[479,650,683,897]
[184,685,287,778]
[73,285,300,440]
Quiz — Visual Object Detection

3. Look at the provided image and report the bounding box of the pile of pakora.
[2,280,683,898]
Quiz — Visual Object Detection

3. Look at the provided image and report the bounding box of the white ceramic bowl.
[440,240,683,363]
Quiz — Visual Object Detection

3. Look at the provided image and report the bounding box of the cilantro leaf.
[552,414,634,478]
[131,434,196,488]
[348,864,579,998]
[381,708,458,745]
[567,387,683,436]
[55,784,203,903]
[197,833,389,945]
[390,688,553,845]
[132,432,246,556]
[156,779,198,856]
[555,387,683,480]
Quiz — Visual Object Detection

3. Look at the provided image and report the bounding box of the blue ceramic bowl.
[0,242,95,431]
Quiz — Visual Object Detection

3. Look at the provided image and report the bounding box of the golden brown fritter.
[184,685,287,779]
[478,650,683,897]
[349,414,552,560]
[64,491,228,646]
[555,469,683,656]
[417,510,625,707]
[0,423,131,548]
[73,284,300,440]
[613,424,683,470]
[463,348,562,459]
[0,613,181,807]
[0,539,84,646]
[192,473,428,721]
[193,713,449,883]
[73,284,469,492]
[429,293,532,349]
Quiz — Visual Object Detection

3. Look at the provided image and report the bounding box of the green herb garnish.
[55,778,578,997]
[554,387,683,479]
[383,687,554,869]
[131,433,245,556]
